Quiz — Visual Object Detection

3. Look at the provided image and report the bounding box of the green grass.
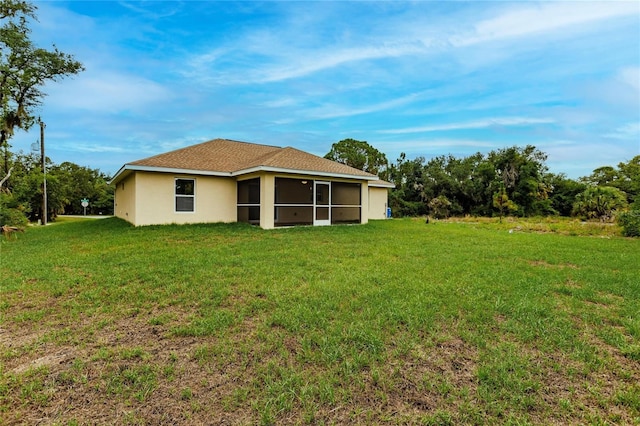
[0,217,638,424]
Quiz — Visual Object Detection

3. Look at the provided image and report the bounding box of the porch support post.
[360,181,369,225]
[261,174,275,229]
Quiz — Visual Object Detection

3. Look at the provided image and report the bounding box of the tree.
[421,153,487,216]
[387,153,427,217]
[547,173,586,216]
[582,166,618,187]
[324,138,388,177]
[6,154,113,222]
[487,145,551,216]
[50,161,113,215]
[615,155,640,208]
[493,185,518,222]
[1,0,83,179]
[428,195,452,219]
[572,186,628,222]
[581,156,640,207]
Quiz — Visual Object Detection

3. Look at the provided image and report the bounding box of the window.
[175,178,195,212]
[237,178,260,225]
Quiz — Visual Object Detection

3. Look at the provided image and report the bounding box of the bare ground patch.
[528,260,580,269]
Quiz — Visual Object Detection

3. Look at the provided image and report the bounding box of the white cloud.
[453,1,639,46]
[184,2,639,86]
[603,122,640,140]
[303,91,429,120]
[254,43,427,83]
[117,1,184,19]
[186,41,428,85]
[57,143,127,154]
[46,68,173,113]
[617,66,640,92]
[379,117,555,134]
[381,138,499,150]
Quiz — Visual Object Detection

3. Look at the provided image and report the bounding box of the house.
[110,138,394,229]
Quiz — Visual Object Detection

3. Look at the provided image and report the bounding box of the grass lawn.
[0,217,638,425]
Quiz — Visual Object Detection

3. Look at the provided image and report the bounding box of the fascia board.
[109,164,231,184]
[109,164,378,185]
[369,182,396,188]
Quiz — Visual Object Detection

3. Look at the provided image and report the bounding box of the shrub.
[618,211,640,237]
[428,195,452,219]
[0,193,29,227]
[572,186,628,222]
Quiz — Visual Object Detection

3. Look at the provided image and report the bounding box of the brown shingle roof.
[242,146,375,177]
[114,138,377,182]
[129,139,281,173]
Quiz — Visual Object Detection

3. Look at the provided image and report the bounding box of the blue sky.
[10,1,640,179]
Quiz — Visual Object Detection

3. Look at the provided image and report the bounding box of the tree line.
[0,152,113,225]
[325,138,639,222]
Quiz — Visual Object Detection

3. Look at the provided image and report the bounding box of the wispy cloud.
[184,1,639,86]
[452,1,639,46]
[603,122,640,140]
[185,40,429,85]
[252,42,428,84]
[377,138,499,150]
[302,91,430,120]
[379,117,556,134]
[617,66,640,92]
[46,68,173,113]
[117,1,184,19]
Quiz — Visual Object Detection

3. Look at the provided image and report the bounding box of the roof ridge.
[240,147,287,170]
[130,138,281,165]
[222,138,282,149]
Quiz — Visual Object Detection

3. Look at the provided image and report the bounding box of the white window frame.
[175,178,196,213]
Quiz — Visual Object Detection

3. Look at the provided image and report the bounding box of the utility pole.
[40,119,47,226]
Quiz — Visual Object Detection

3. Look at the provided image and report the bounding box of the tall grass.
[1,217,638,424]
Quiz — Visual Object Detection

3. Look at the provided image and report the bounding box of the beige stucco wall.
[116,172,236,226]
[260,174,276,229]
[114,170,384,228]
[114,173,137,224]
[368,186,389,220]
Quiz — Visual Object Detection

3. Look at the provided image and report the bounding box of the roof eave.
[369,182,396,188]
[109,164,231,185]
[110,164,379,185]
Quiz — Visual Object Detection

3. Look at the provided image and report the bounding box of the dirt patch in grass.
[0,326,42,349]
[9,349,74,374]
[1,306,268,425]
[362,335,480,421]
[528,260,579,269]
